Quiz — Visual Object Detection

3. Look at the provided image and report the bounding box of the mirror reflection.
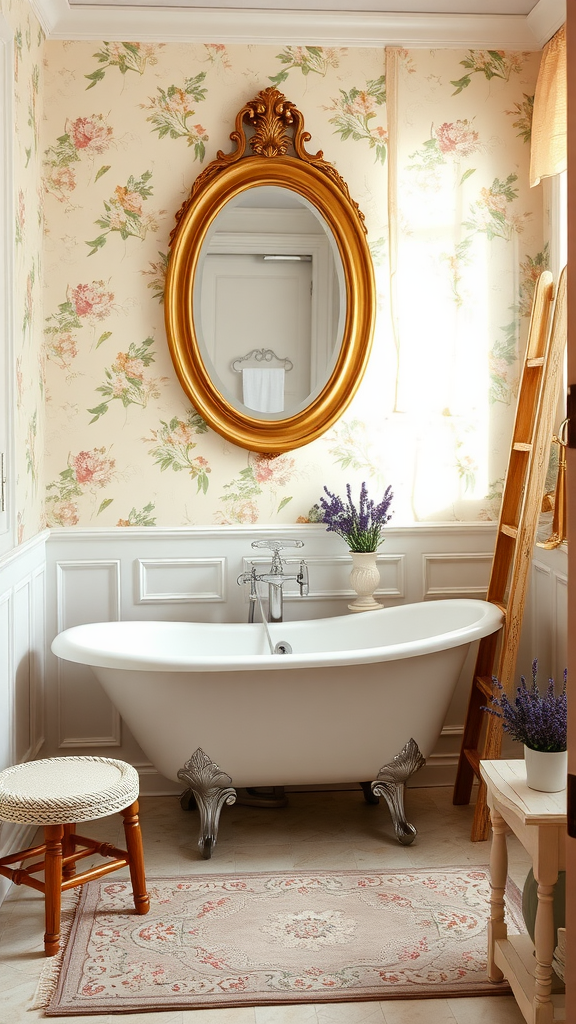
[193,186,346,420]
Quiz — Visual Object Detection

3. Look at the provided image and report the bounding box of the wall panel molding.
[422,552,492,598]
[137,557,226,604]
[55,559,121,748]
[0,531,47,778]
[56,559,120,632]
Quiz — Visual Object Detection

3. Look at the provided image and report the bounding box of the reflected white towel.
[242,368,285,413]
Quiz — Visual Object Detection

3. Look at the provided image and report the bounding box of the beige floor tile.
[182,1008,256,1023]
[315,1001,386,1023]
[447,995,527,1023]
[233,845,297,871]
[255,1003,319,1023]
[115,1012,185,1024]
[290,843,360,870]
[379,997,457,1023]
[352,846,418,870]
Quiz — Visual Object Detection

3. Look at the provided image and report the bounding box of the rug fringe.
[30,888,83,1012]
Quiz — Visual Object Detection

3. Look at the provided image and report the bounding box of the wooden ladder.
[453,266,567,842]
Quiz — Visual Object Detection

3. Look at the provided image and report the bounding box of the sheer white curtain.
[384,46,543,521]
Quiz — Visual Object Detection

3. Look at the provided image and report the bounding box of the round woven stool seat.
[0,756,140,825]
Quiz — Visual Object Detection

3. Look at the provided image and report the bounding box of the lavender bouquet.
[316,482,393,552]
[483,660,567,752]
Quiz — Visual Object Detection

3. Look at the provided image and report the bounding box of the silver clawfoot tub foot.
[177,748,237,859]
[371,738,425,846]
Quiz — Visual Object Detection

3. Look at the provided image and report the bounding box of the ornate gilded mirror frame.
[164,86,376,454]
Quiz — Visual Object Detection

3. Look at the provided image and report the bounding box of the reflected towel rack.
[231,348,294,373]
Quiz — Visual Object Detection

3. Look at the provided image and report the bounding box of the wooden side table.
[480,759,566,1024]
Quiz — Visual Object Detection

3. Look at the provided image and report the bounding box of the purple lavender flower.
[482,659,567,752]
[317,482,393,552]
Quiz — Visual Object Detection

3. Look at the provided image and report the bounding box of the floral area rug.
[37,868,524,1015]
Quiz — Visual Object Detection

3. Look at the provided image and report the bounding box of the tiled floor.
[0,786,532,1023]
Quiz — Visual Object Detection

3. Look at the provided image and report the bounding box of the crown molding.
[526,0,565,46]
[30,0,550,47]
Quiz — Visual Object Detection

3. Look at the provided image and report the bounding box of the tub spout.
[237,539,309,623]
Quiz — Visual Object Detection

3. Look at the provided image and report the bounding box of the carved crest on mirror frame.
[170,87,366,245]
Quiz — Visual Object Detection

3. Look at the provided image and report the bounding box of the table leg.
[533,861,558,1024]
[488,807,509,983]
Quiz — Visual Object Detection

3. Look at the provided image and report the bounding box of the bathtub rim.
[51,597,503,673]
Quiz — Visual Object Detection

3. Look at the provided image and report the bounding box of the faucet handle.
[251,539,304,551]
[298,560,309,597]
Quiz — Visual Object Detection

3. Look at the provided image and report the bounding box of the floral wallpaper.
[2,0,45,544]
[8,34,543,533]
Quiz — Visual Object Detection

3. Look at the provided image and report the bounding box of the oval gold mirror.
[165,87,375,454]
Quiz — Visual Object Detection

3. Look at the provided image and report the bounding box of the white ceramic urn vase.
[524,745,567,793]
[348,551,382,613]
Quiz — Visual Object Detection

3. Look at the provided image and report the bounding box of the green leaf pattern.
[88,337,168,422]
[145,412,211,494]
[327,78,387,164]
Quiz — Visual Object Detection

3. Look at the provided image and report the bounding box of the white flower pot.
[348,551,382,613]
[523,745,567,793]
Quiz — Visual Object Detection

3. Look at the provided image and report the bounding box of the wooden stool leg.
[62,823,76,881]
[44,824,64,956]
[120,801,150,915]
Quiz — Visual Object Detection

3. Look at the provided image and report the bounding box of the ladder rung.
[512,442,532,452]
[526,356,545,367]
[500,524,518,539]
[463,749,481,776]
[475,675,494,699]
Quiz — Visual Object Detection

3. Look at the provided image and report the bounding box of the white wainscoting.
[0,531,48,900]
[42,526,568,794]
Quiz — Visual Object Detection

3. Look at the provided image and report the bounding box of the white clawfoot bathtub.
[52,598,502,854]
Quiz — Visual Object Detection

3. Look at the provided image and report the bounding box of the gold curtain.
[530,24,567,187]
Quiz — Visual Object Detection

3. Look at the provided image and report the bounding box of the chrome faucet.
[237,539,309,623]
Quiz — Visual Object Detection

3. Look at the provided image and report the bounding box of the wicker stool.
[0,756,150,955]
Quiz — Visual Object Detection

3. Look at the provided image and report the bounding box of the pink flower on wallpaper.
[232,500,258,524]
[50,333,78,365]
[16,357,23,407]
[17,189,25,235]
[72,448,116,486]
[112,353,145,380]
[162,87,192,115]
[344,90,377,117]
[435,120,480,157]
[50,501,80,527]
[68,114,113,154]
[70,282,114,320]
[47,164,77,193]
[114,185,143,215]
[252,453,296,487]
[479,186,507,216]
